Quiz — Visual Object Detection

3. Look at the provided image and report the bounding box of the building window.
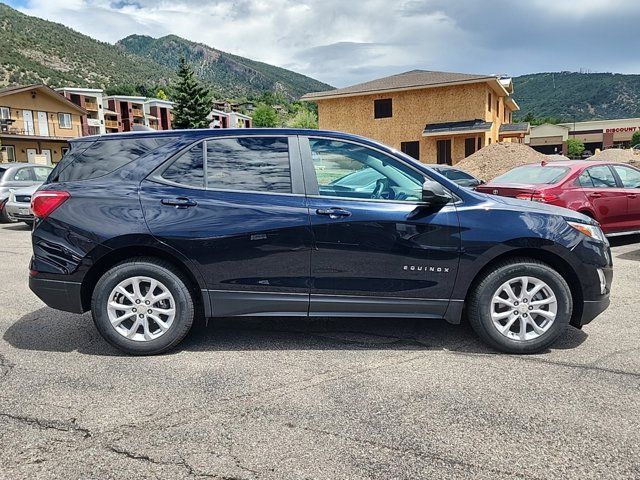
[477,137,482,150]
[464,138,476,158]
[58,113,72,129]
[487,92,492,112]
[374,98,392,119]
[1,145,15,162]
[0,106,10,119]
[400,141,420,160]
[436,139,452,165]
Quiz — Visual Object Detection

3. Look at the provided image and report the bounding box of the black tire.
[91,258,195,355]
[468,258,572,354]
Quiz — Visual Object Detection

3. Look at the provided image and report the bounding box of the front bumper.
[29,275,85,313]
[579,296,611,326]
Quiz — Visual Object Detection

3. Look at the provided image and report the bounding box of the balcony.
[132,107,144,118]
[105,120,119,130]
[0,117,81,139]
[84,99,98,111]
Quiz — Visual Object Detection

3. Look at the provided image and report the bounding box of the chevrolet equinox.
[28,129,612,355]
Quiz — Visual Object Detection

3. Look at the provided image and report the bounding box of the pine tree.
[172,58,211,129]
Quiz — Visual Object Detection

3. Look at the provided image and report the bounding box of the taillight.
[31,191,70,219]
[530,193,559,203]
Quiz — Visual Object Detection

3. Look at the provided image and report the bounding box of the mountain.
[0,3,332,99]
[513,72,640,122]
[116,34,331,99]
[0,3,175,90]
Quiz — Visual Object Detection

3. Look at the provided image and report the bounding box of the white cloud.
[14,0,640,88]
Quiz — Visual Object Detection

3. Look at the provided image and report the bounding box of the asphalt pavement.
[0,222,638,479]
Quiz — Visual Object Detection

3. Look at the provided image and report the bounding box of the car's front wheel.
[91,258,195,355]
[468,258,572,354]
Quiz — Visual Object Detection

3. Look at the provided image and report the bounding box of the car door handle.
[316,208,352,218]
[587,193,602,198]
[628,194,638,199]
[161,197,198,208]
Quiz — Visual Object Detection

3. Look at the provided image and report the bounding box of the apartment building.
[56,87,106,135]
[207,108,252,129]
[144,99,173,131]
[302,70,529,165]
[105,95,147,132]
[0,84,86,164]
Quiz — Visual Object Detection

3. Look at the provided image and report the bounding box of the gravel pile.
[455,142,546,181]
[591,148,638,164]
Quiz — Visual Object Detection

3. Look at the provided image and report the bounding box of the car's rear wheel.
[91,258,194,355]
[468,258,572,354]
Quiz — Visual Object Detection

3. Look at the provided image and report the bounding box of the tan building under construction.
[302,70,529,165]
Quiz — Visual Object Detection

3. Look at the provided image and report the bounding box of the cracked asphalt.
[0,222,639,480]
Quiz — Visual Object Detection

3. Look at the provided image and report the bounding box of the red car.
[476,160,640,236]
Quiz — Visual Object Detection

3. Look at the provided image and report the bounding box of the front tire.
[468,258,572,354]
[91,258,195,355]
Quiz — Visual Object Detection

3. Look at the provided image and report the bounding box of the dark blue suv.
[28,129,612,355]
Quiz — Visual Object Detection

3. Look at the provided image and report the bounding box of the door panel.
[37,111,49,137]
[302,136,460,317]
[582,165,628,232]
[139,135,312,317]
[612,164,640,230]
[22,110,34,135]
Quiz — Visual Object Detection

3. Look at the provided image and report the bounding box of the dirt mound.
[590,148,638,164]
[546,154,571,162]
[456,142,546,181]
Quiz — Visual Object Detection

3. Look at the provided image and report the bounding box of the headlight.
[567,221,607,243]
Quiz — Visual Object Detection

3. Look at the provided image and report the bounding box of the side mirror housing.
[422,180,451,205]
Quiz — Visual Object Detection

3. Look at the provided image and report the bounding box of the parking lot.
[0,222,638,480]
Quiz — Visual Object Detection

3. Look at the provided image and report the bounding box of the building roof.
[302,70,506,101]
[0,84,87,114]
[423,119,493,137]
[499,122,530,134]
[55,87,104,95]
[106,95,147,102]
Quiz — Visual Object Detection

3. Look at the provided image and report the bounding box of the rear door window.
[205,137,291,193]
[56,137,176,182]
[586,166,617,188]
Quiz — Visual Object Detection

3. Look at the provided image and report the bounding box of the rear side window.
[205,137,291,193]
[56,137,175,182]
[586,166,617,188]
[33,167,52,181]
[161,143,204,188]
[492,166,569,185]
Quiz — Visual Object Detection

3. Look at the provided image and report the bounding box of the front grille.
[15,195,31,203]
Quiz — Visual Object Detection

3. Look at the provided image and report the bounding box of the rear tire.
[468,258,572,354]
[91,258,195,355]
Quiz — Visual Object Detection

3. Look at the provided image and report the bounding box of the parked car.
[5,184,39,226]
[430,165,485,188]
[0,163,53,222]
[29,130,612,355]
[476,160,640,236]
[633,144,640,155]
[581,150,593,159]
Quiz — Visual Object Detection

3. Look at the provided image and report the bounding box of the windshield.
[492,166,570,185]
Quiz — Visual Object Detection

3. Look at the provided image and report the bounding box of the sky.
[5,0,640,87]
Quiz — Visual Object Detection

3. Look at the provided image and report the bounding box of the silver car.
[5,184,39,225]
[0,163,53,222]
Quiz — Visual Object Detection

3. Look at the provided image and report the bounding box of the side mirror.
[479,179,486,185]
[422,180,450,205]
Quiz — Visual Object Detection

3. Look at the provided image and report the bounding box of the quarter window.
[309,138,423,202]
[612,165,640,188]
[206,137,291,193]
[374,99,392,119]
[577,170,594,187]
[161,143,204,188]
[33,166,53,181]
[58,113,72,129]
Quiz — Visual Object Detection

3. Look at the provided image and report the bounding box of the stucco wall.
[316,82,511,164]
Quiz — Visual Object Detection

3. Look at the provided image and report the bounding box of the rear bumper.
[29,276,85,314]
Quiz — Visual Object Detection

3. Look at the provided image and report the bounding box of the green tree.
[155,89,168,100]
[172,58,211,129]
[567,138,585,158]
[286,109,318,129]
[631,131,640,147]
[252,103,278,127]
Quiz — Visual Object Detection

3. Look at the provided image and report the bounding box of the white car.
[5,184,39,226]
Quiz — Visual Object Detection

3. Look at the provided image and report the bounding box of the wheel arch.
[453,247,584,328]
[80,244,210,317]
